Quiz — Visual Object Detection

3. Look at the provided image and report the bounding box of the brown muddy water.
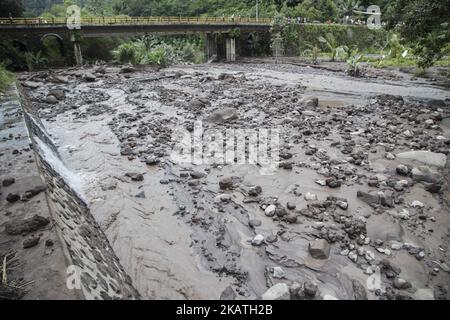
[12,62,450,300]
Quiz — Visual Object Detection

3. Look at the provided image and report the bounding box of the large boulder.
[396,151,447,168]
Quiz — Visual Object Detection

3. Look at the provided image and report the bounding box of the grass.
[0,64,14,93]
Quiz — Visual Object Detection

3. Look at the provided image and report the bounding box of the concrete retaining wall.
[17,84,140,300]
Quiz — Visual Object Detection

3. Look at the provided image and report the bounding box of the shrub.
[0,63,14,93]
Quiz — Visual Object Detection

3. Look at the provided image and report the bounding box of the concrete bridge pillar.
[225,37,236,62]
[70,32,83,66]
[205,33,217,62]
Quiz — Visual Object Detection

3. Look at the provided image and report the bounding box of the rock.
[304,192,318,201]
[273,267,285,279]
[285,214,298,224]
[219,177,233,190]
[48,89,66,101]
[308,239,330,259]
[393,278,412,290]
[265,204,276,217]
[352,280,368,300]
[131,173,144,181]
[287,202,296,210]
[423,182,442,194]
[135,191,146,198]
[248,185,262,197]
[251,234,264,246]
[323,294,338,300]
[83,73,97,82]
[5,215,50,235]
[289,282,304,300]
[207,108,238,123]
[336,200,348,210]
[45,239,54,247]
[2,178,15,187]
[6,193,20,203]
[385,152,396,160]
[248,219,262,228]
[326,177,341,188]
[410,200,424,208]
[190,171,206,179]
[396,164,410,176]
[357,190,394,208]
[303,96,319,108]
[261,283,290,300]
[220,286,236,300]
[23,236,40,249]
[22,81,40,89]
[303,281,318,297]
[23,185,46,199]
[145,156,160,166]
[45,95,58,105]
[275,207,287,217]
[397,151,447,168]
[348,251,358,262]
[315,179,326,186]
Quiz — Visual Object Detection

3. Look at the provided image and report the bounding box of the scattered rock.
[251,234,264,246]
[219,177,233,190]
[23,236,40,249]
[6,193,20,203]
[261,283,290,300]
[5,215,50,235]
[2,178,15,187]
[308,239,330,260]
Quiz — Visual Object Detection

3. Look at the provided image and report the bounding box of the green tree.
[386,0,450,69]
[0,0,24,17]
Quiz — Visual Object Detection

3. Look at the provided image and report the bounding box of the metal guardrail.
[0,16,273,26]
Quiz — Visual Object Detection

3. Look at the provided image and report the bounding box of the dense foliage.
[0,64,14,93]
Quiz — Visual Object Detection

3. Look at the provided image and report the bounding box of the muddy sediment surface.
[18,62,450,300]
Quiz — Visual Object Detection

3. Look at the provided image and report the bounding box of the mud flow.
[3,62,450,300]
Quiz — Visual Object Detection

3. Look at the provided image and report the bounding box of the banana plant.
[303,43,321,65]
[318,33,344,62]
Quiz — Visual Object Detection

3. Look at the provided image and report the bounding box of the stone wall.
[17,84,140,300]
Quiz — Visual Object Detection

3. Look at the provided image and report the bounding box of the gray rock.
[207,108,238,123]
[393,278,412,290]
[190,171,207,179]
[23,236,40,249]
[45,95,58,104]
[397,151,447,168]
[248,219,262,228]
[248,185,262,197]
[308,239,331,259]
[219,177,233,190]
[352,280,368,300]
[2,178,15,187]
[5,215,50,235]
[262,283,290,300]
[303,281,318,297]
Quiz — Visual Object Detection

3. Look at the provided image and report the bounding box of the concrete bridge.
[0,16,272,65]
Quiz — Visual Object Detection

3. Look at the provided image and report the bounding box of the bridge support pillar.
[205,33,217,62]
[225,37,236,62]
[70,32,83,66]
[73,41,83,66]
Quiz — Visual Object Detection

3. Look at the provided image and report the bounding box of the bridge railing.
[0,16,272,26]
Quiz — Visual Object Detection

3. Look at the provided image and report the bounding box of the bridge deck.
[0,16,272,26]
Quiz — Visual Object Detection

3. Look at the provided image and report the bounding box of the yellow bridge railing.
[0,16,273,26]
